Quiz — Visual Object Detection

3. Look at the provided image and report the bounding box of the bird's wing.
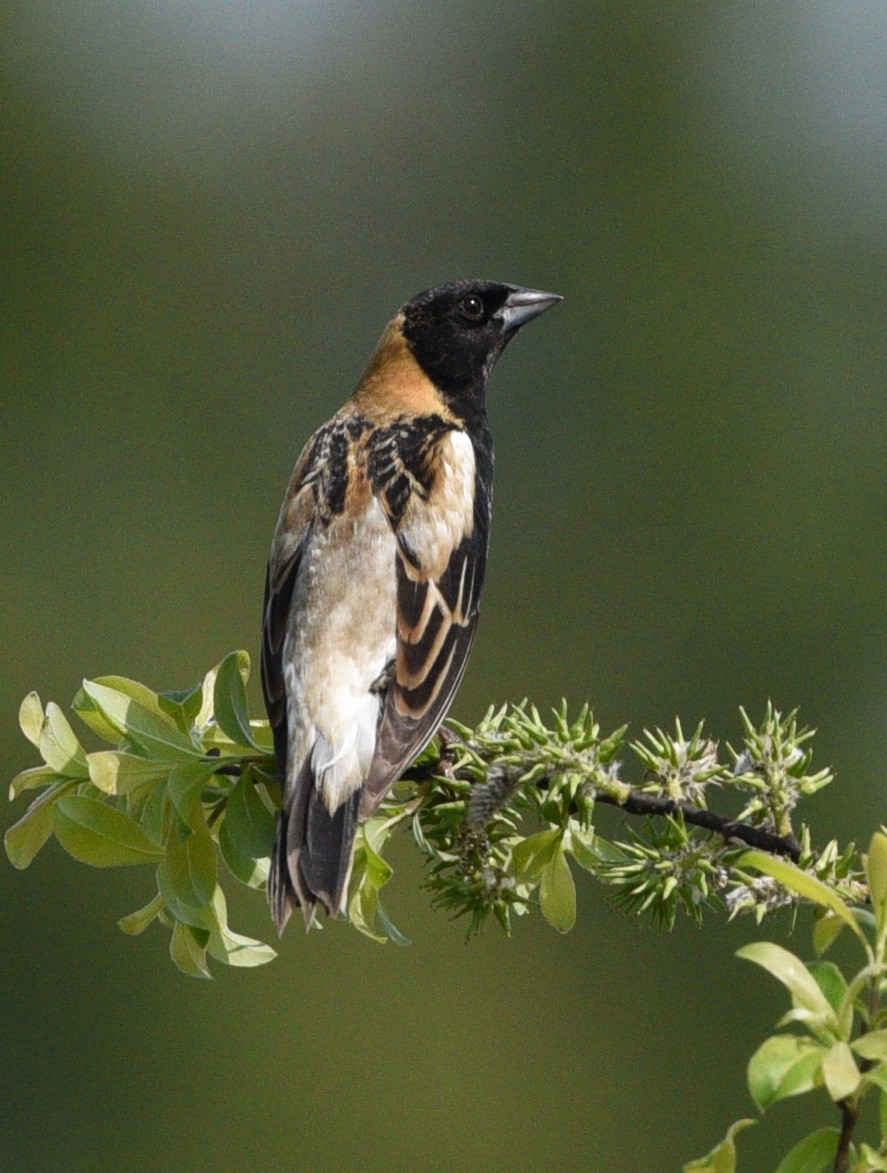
[260,436,320,779]
[360,425,492,816]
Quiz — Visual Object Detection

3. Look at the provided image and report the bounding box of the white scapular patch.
[283,496,397,814]
[399,429,475,578]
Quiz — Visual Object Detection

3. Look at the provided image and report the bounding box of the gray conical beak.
[495,287,563,333]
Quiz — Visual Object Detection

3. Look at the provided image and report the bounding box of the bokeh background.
[3,4,886,1170]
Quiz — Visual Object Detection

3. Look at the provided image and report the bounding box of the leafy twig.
[9,649,887,1169]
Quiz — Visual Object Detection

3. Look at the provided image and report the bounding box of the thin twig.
[834,1098,858,1173]
[594,789,802,861]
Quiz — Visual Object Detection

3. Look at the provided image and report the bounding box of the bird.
[261,279,562,932]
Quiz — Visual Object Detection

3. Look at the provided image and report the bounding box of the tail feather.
[268,807,299,934]
[267,759,360,934]
[301,789,359,916]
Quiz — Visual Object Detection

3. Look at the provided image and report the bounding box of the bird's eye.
[458,294,485,322]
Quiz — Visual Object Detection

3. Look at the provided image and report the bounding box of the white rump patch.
[310,692,382,813]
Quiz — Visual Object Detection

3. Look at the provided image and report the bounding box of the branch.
[594,789,802,861]
[834,1098,858,1173]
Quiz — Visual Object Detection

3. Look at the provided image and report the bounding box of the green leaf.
[747,1034,825,1110]
[878,1070,887,1151]
[207,923,277,967]
[166,760,217,825]
[194,662,220,731]
[856,1143,887,1172]
[183,829,218,906]
[866,832,887,937]
[164,825,217,910]
[9,764,60,800]
[364,840,392,889]
[864,1064,887,1094]
[87,752,170,796]
[247,721,275,751]
[138,783,168,845]
[118,892,165,936]
[821,1041,860,1101]
[52,796,165,866]
[773,1128,839,1173]
[539,847,576,933]
[39,702,89,778]
[218,822,271,889]
[222,774,275,858]
[510,829,560,882]
[853,1031,887,1062]
[737,942,838,1029]
[80,680,202,762]
[93,675,169,720]
[213,651,261,750]
[156,861,215,930]
[864,1066,887,1150]
[198,727,242,754]
[71,686,124,744]
[739,850,866,944]
[807,960,849,1018]
[568,829,626,872]
[216,772,274,886]
[568,831,602,872]
[18,692,44,747]
[684,1119,755,1172]
[169,921,212,979]
[349,877,386,943]
[206,886,276,967]
[376,902,411,946]
[167,760,218,826]
[158,681,204,732]
[813,912,846,957]
[363,814,396,858]
[4,779,76,868]
[347,832,394,944]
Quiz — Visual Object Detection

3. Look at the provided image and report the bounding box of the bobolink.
[261,280,562,932]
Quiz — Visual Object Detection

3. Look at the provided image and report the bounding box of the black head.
[400,279,562,416]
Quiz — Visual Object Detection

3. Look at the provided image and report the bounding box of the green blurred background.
[3,4,886,1169]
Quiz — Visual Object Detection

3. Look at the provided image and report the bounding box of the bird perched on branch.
[261,279,562,932]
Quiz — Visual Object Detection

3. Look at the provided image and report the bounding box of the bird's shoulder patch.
[366,413,456,528]
[287,411,376,524]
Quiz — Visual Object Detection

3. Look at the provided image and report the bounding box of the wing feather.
[261,442,318,778]
[360,427,492,818]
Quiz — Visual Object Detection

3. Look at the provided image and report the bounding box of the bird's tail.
[268,759,360,934]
